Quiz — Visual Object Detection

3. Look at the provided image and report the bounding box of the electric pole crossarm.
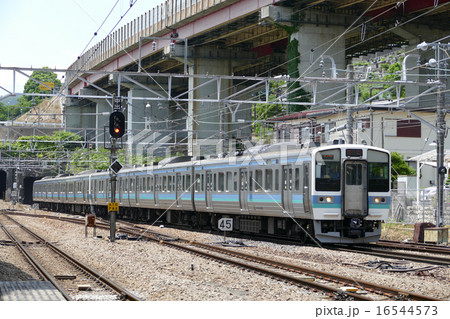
[121,74,166,99]
[15,69,54,91]
[74,75,113,96]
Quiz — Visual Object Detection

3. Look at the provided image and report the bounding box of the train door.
[176,173,182,207]
[135,176,140,205]
[82,180,86,202]
[154,175,159,206]
[205,171,213,209]
[128,176,134,207]
[343,161,368,217]
[303,163,312,214]
[239,168,248,212]
[282,165,293,214]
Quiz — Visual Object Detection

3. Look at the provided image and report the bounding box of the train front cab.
[311,146,390,244]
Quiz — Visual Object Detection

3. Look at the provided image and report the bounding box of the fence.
[389,188,450,226]
[68,0,244,72]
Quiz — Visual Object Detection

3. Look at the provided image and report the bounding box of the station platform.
[0,280,66,301]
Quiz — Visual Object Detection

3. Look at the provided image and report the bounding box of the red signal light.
[109,111,125,138]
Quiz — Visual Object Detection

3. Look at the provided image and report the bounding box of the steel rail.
[188,241,442,301]
[3,211,444,301]
[332,245,450,266]
[377,240,450,255]
[0,220,72,301]
[4,214,141,301]
[159,239,373,301]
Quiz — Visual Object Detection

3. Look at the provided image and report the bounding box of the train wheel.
[294,221,309,244]
[297,229,307,244]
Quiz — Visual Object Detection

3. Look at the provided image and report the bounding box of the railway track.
[377,240,450,255]
[0,213,141,301]
[329,244,450,266]
[2,210,444,301]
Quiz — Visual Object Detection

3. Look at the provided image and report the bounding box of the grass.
[381,223,415,241]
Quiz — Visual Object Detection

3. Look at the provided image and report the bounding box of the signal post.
[108,95,125,242]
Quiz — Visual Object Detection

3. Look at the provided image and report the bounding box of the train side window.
[233,172,238,191]
[249,171,253,191]
[195,174,201,192]
[226,172,232,192]
[265,169,273,191]
[274,169,280,191]
[213,173,217,192]
[218,172,225,192]
[255,170,262,191]
[155,176,159,191]
[162,176,167,192]
[289,168,293,190]
[295,168,300,191]
[186,174,191,191]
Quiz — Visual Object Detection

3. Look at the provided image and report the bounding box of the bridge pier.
[64,96,96,144]
[126,87,170,160]
[293,11,347,106]
[186,47,256,156]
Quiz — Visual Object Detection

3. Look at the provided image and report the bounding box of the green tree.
[1,131,82,167]
[252,81,284,141]
[18,67,61,109]
[69,147,111,173]
[391,151,416,184]
[0,101,24,121]
[359,60,405,102]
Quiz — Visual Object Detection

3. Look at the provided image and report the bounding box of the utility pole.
[417,41,449,226]
[346,65,354,144]
[109,138,118,242]
[108,94,125,242]
[436,59,447,227]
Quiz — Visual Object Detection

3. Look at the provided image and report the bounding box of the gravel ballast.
[1,202,449,301]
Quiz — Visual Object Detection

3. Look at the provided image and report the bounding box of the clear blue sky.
[0,0,161,93]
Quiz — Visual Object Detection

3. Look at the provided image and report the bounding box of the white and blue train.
[33,143,391,244]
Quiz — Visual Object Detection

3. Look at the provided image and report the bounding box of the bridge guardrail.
[68,0,235,74]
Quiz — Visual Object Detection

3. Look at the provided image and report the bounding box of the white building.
[272,103,450,189]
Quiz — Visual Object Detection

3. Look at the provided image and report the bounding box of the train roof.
[34,143,389,183]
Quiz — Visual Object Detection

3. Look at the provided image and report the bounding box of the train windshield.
[367,150,390,192]
[315,149,341,191]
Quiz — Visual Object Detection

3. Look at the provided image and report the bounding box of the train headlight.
[319,196,335,203]
[373,197,387,204]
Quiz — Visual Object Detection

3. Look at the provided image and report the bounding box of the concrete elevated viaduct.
[65,0,450,158]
